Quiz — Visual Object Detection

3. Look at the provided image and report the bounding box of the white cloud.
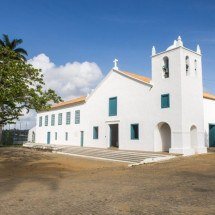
[28,53,55,71]
[6,54,103,130]
[28,54,103,100]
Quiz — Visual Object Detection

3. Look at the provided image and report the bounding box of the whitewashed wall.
[28,127,36,142]
[84,70,153,151]
[36,104,85,145]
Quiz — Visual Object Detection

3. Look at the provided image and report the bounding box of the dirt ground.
[0,147,214,215]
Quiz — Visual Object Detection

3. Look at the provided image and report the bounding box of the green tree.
[0,34,28,61]
[0,47,62,140]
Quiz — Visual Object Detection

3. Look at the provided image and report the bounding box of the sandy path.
[0,147,214,215]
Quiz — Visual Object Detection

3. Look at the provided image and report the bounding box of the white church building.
[34,37,215,155]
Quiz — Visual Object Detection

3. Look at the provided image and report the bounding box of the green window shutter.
[47,132,51,144]
[161,94,170,108]
[66,112,71,125]
[45,115,48,126]
[131,124,139,140]
[55,132,57,140]
[65,132,68,141]
[209,124,215,147]
[75,110,80,124]
[58,113,62,125]
[39,116,42,127]
[51,114,55,126]
[93,126,99,139]
[109,97,117,116]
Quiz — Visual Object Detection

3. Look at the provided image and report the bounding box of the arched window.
[185,56,190,76]
[194,59,197,75]
[162,56,169,78]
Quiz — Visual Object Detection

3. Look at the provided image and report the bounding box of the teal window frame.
[45,115,48,126]
[75,110,80,124]
[55,132,57,140]
[131,124,139,140]
[65,132,68,141]
[51,114,55,126]
[109,97,117,116]
[93,126,99,139]
[58,113,62,125]
[209,124,215,147]
[161,94,170,108]
[39,116,42,127]
[66,112,71,125]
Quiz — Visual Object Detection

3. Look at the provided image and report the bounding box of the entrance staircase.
[23,142,176,164]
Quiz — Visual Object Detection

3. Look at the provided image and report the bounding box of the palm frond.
[0,40,5,47]
[11,39,23,49]
[15,39,23,45]
[11,39,17,49]
[3,34,12,48]
[14,48,28,56]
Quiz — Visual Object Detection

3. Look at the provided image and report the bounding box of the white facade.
[34,37,215,155]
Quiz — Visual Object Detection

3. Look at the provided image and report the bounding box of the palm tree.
[0,34,28,61]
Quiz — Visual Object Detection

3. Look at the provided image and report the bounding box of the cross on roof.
[113,58,118,70]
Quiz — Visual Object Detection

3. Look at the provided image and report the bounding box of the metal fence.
[1,129,29,145]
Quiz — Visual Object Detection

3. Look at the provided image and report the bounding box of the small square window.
[65,132,68,141]
[161,94,170,108]
[131,124,139,140]
[93,126,99,139]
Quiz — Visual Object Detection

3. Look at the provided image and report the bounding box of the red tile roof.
[120,70,151,84]
[203,92,215,101]
[51,96,86,110]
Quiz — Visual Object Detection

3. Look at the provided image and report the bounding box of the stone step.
[23,143,173,164]
[59,147,168,157]
[62,152,147,163]
[62,149,161,160]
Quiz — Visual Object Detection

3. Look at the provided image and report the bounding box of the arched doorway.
[155,122,171,152]
[190,125,197,149]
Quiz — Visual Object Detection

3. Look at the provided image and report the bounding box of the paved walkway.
[23,142,176,164]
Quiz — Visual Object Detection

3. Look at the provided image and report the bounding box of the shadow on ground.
[0,147,65,193]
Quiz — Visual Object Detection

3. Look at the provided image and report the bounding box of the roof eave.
[113,69,153,87]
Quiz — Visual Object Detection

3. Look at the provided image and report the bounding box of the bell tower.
[151,36,207,155]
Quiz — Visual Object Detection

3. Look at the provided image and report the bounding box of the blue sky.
[1,0,215,93]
